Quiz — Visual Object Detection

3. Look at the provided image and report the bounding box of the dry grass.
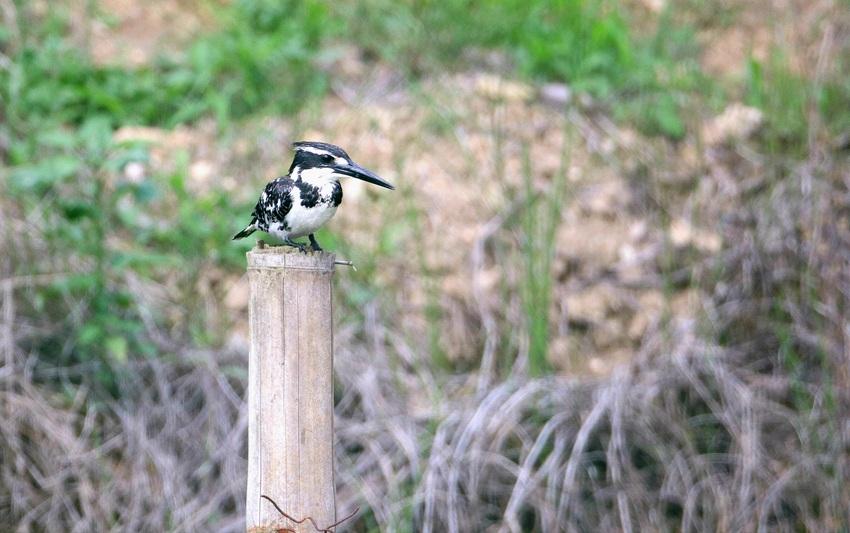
[0,341,247,531]
[3,139,848,531]
[328,148,850,531]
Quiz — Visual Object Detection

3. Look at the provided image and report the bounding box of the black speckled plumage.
[296,180,320,208]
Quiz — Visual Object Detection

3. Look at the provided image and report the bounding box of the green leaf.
[105,336,129,364]
[9,156,81,192]
[79,115,114,158]
[78,323,103,345]
[60,200,98,220]
[52,274,98,292]
[106,146,150,172]
[654,94,685,139]
[36,128,78,150]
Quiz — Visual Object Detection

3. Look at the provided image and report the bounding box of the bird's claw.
[284,239,309,253]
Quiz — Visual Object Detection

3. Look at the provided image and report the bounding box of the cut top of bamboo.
[247,246,337,272]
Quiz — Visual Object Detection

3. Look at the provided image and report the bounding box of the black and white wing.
[232,177,294,239]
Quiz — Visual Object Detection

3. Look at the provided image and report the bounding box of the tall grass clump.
[517,140,569,376]
[746,50,850,156]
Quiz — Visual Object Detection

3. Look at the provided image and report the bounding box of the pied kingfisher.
[233,141,394,251]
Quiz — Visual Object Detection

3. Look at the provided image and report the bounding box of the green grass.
[9,0,839,156]
[188,0,330,123]
[1,0,331,136]
[5,114,249,392]
[517,135,570,376]
[746,51,850,155]
[334,0,707,139]
[1,0,713,145]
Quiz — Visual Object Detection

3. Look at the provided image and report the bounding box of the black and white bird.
[233,141,394,251]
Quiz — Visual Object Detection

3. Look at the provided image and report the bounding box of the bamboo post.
[246,246,336,533]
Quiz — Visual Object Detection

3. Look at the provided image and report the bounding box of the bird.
[233,141,394,251]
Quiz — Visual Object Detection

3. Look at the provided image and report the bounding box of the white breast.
[285,202,338,238]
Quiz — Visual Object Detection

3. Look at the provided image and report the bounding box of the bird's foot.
[284,238,309,253]
[308,234,323,252]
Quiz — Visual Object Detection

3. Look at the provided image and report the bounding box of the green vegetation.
[746,51,850,154]
[338,0,708,138]
[2,0,328,391]
[2,0,330,133]
[3,0,713,140]
[517,139,569,376]
[6,115,246,392]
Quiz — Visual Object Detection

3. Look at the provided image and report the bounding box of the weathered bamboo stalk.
[246,247,336,533]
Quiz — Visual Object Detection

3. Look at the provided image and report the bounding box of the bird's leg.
[308,234,323,252]
[284,238,308,252]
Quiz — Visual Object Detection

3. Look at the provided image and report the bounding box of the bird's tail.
[233,221,257,240]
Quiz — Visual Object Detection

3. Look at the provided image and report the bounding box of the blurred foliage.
[189,0,330,122]
[0,0,328,391]
[335,0,707,139]
[0,0,844,394]
[0,0,330,134]
[21,119,147,393]
[614,8,714,139]
[746,51,850,155]
[6,115,247,393]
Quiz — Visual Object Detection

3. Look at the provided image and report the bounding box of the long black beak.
[336,163,394,190]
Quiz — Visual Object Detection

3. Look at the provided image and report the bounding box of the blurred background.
[1,0,849,531]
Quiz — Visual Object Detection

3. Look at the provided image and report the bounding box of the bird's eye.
[322,154,334,163]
